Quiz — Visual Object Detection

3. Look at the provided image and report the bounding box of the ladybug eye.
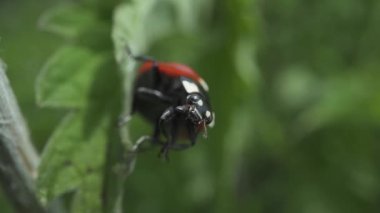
[186,94,201,104]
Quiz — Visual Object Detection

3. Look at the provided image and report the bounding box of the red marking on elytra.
[139,61,201,82]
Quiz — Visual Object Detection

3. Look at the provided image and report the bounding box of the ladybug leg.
[159,144,170,160]
[159,119,179,160]
[167,118,180,159]
[133,55,155,62]
[128,135,165,154]
[158,106,185,160]
[125,46,155,62]
[158,107,175,160]
[166,123,197,151]
[152,121,161,144]
[187,122,198,147]
[149,120,166,149]
[130,135,152,152]
[187,127,197,146]
[135,87,172,103]
[158,106,187,139]
[133,135,164,150]
[158,105,190,131]
[158,137,172,160]
[158,107,177,139]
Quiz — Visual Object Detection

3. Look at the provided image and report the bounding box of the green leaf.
[112,0,156,63]
[168,0,213,32]
[37,112,111,213]
[39,3,99,39]
[36,43,121,211]
[36,45,108,108]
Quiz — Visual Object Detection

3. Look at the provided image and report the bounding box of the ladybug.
[123,48,215,159]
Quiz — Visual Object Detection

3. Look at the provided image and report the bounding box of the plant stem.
[0,59,45,212]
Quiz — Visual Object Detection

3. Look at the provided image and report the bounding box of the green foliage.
[38,3,99,40]
[38,113,111,212]
[35,2,121,212]
[36,45,108,108]
[36,0,199,211]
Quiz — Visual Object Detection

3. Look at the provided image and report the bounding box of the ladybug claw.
[158,144,170,161]
[118,115,132,127]
[125,45,156,63]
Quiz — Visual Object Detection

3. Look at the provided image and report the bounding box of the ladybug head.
[186,94,214,128]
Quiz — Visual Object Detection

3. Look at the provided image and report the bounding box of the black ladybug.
[122,49,214,159]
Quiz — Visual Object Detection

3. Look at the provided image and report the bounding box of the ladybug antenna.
[202,121,208,139]
[125,45,156,63]
[125,45,133,57]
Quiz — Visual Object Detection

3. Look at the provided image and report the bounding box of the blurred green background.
[1,0,380,212]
